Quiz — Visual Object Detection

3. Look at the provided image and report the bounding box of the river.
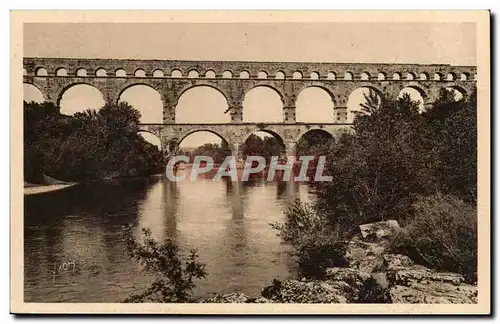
[24,172,314,302]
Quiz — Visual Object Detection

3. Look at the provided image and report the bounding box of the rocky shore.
[201,220,477,304]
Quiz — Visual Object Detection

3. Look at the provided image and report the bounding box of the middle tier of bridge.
[139,122,351,155]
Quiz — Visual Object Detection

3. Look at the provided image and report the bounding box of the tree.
[23,101,164,182]
[191,142,231,164]
[273,87,478,279]
[422,88,477,203]
[296,131,333,157]
[315,92,437,233]
[122,225,207,302]
[243,134,283,162]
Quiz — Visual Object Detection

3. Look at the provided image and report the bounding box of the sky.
[23,22,476,147]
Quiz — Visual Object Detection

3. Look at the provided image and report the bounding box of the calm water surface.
[24,173,314,302]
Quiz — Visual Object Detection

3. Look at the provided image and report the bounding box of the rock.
[346,220,476,304]
[388,266,465,286]
[346,237,387,272]
[248,296,273,303]
[252,219,477,304]
[382,254,415,270]
[261,279,351,303]
[387,262,477,303]
[201,293,251,303]
[325,267,371,289]
[359,220,400,240]
[389,283,477,304]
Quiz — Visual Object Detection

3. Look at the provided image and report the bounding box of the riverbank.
[24,174,78,196]
[24,183,78,196]
[201,220,477,304]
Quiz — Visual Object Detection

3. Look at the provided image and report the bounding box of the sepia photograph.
[10,10,490,314]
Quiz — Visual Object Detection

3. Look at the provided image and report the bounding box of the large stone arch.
[347,83,386,103]
[137,130,163,150]
[116,82,163,105]
[56,82,105,108]
[346,84,385,111]
[176,128,230,148]
[175,82,231,106]
[443,84,469,99]
[137,126,163,139]
[116,82,165,123]
[241,85,285,123]
[23,82,45,103]
[174,83,231,124]
[294,84,338,107]
[241,127,287,149]
[397,83,429,111]
[242,84,285,104]
[294,85,337,123]
[295,127,334,144]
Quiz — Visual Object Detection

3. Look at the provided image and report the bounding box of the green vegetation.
[189,142,231,164]
[243,133,284,161]
[391,194,477,282]
[296,130,334,157]
[274,88,477,280]
[24,101,164,183]
[271,201,348,279]
[122,225,207,302]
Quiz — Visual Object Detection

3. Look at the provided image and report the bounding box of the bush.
[356,277,392,303]
[315,94,437,232]
[423,89,477,203]
[391,194,477,282]
[122,225,207,302]
[271,200,348,279]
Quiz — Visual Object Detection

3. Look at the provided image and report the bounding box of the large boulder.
[348,221,477,304]
[386,261,477,304]
[359,220,400,240]
[253,219,477,304]
[261,278,352,303]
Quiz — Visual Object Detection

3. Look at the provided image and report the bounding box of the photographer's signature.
[51,259,101,284]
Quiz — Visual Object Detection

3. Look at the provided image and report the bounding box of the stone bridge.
[139,122,351,157]
[23,57,476,157]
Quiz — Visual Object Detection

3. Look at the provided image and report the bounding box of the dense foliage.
[270,201,348,279]
[189,142,231,164]
[391,194,477,282]
[122,225,207,302]
[274,88,478,279]
[24,101,164,183]
[296,130,334,157]
[243,134,284,161]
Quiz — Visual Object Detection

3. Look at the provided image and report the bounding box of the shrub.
[391,194,477,282]
[356,277,392,303]
[271,200,348,279]
[122,225,207,302]
[423,89,477,203]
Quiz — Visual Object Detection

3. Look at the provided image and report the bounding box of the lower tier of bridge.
[138,122,353,156]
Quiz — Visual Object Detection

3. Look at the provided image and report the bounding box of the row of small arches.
[27,67,472,82]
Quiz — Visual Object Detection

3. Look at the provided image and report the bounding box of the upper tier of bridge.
[23,57,476,81]
[23,57,477,125]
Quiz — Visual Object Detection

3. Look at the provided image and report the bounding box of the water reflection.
[24,174,313,302]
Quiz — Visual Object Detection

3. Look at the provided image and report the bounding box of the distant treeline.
[24,101,164,183]
[178,130,330,165]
